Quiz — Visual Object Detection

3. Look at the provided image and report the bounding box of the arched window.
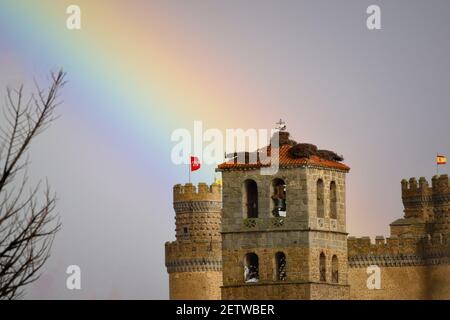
[317,179,324,218]
[332,255,339,283]
[243,179,258,218]
[271,179,286,217]
[319,252,326,282]
[275,252,287,281]
[330,181,337,219]
[244,253,259,283]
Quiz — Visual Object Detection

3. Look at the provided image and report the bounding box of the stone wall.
[169,272,222,300]
[427,264,450,299]
[348,266,428,299]
[222,282,349,300]
[348,264,450,300]
[304,168,346,233]
[347,234,450,299]
[309,231,348,284]
[221,239,311,286]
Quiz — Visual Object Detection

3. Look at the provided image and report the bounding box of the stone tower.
[165,182,222,299]
[397,174,450,240]
[397,174,450,268]
[217,130,351,299]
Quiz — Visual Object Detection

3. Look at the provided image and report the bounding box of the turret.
[394,175,450,238]
[165,182,223,299]
[401,176,433,220]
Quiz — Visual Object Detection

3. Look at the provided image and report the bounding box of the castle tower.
[430,175,450,237]
[165,182,222,299]
[217,129,351,299]
[347,175,450,300]
[397,174,450,265]
[394,174,450,239]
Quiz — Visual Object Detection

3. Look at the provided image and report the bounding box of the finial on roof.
[276,119,287,131]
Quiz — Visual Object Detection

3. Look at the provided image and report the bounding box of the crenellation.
[402,175,450,198]
[432,174,449,192]
[401,177,432,197]
[400,175,450,224]
[409,177,418,190]
[375,236,385,245]
[419,176,429,190]
[173,182,222,203]
[348,235,423,257]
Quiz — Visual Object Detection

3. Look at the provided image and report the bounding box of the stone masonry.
[165,131,450,299]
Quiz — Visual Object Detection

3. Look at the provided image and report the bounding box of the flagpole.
[188,155,201,183]
[437,153,439,176]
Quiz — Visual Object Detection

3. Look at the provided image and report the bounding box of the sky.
[0,0,449,299]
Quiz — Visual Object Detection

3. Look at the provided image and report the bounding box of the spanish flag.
[437,154,447,165]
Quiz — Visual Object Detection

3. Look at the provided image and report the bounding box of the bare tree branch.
[0,70,65,299]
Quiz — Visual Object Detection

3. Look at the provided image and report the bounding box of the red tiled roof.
[217,144,350,172]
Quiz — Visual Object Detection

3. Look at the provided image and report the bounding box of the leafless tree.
[0,70,65,299]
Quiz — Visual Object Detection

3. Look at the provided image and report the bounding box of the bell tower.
[217,127,350,299]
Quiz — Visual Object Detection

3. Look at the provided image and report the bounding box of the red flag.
[190,156,201,172]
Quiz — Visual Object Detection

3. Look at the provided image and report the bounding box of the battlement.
[400,175,450,220]
[401,175,450,197]
[173,182,222,202]
[347,235,421,256]
[348,234,450,268]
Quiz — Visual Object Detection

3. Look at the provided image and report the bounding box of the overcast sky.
[1,0,450,299]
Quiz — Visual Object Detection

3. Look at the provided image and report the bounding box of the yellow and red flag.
[437,154,447,165]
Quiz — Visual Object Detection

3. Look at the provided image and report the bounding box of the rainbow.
[0,0,274,183]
